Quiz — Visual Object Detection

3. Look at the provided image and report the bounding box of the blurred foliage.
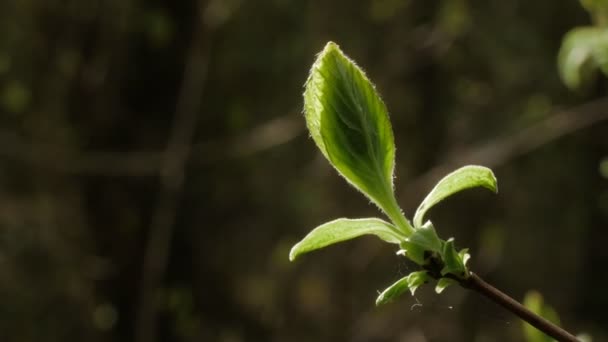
[558,26,608,90]
[0,0,606,341]
[522,290,592,342]
[522,290,561,342]
[558,1,608,90]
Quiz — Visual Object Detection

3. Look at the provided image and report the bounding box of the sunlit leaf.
[289,218,403,261]
[376,271,429,305]
[304,42,412,233]
[413,165,497,228]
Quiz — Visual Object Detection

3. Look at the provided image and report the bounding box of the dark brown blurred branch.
[133,6,211,342]
[401,96,608,205]
[0,113,303,176]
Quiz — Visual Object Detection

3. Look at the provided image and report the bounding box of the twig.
[462,272,579,342]
[134,7,211,342]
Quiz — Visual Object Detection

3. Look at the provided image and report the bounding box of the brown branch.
[133,7,211,342]
[462,273,579,342]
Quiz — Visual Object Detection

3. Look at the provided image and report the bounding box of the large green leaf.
[289,218,403,261]
[413,165,497,228]
[304,42,412,234]
[558,26,608,90]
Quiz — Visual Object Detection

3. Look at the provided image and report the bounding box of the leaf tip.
[323,41,340,51]
[375,294,386,306]
[288,245,299,262]
[488,171,499,194]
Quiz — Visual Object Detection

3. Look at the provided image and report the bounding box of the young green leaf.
[440,239,468,277]
[376,271,429,305]
[289,218,403,261]
[406,221,442,254]
[400,221,443,265]
[435,278,457,294]
[304,42,412,234]
[413,165,497,228]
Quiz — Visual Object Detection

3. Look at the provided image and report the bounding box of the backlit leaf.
[376,271,429,305]
[304,42,411,233]
[289,218,403,261]
[413,165,497,228]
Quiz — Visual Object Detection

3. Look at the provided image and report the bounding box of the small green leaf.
[304,42,413,234]
[458,248,471,267]
[440,239,468,277]
[376,271,429,305]
[400,221,443,265]
[399,240,425,265]
[413,165,497,228]
[289,218,403,261]
[407,221,443,253]
[558,26,608,90]
[435,278,457,294]
[375,276,408,306]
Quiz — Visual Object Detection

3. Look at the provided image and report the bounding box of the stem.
[463,272,579,342]
[384,193,414,236]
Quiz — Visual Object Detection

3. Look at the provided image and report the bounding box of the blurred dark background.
[0,0,607,341]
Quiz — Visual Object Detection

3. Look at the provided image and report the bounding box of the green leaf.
[440,239,468,277]
[289,218,403,261]
[400,221,443,265]
[435,278,457,294]
[458,248,471,267]
[376,271,429,305]
[407,221,442,253]
[304,42,412,234]
[413,165,497,228]
[558,27,608,90]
